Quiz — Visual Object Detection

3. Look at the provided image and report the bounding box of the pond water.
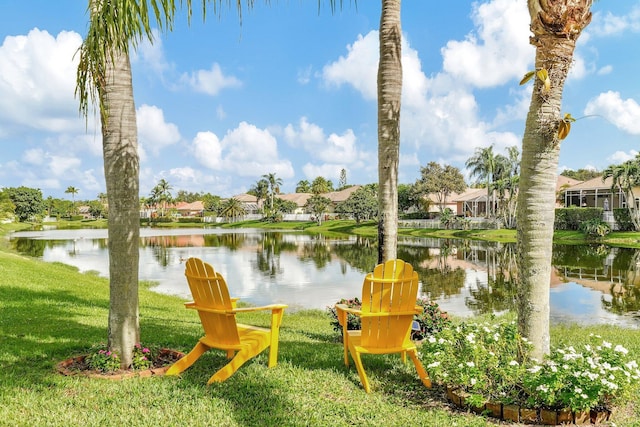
[9,227,640,328]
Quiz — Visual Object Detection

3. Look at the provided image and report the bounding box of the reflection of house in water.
[142,234,206,247]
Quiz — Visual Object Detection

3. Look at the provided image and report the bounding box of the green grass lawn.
[2,221,640,425]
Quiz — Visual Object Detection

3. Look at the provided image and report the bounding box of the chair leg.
[166,341,209,376]
[207,348,253,384]
[349,347,371,393]
[407,349,432,388]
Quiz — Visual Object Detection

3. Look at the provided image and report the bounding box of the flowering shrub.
[522,334,640,411]
[420,321,640,412]
[420,319,531,406]
[86,343,155,373]
[327,296,450,341]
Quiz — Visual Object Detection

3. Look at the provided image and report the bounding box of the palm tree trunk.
[517,31,579,361]
[377,0,402,263]
[100,46,140,368]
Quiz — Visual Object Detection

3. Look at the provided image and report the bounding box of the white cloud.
[589,6,640,37]
[133,28,170,75]
[302,163,345,181]
[597,65,613,76]
[193,131,223,170]
[584,91,640,135]
[608,150,639,165]
[0,28,83,133]
[441,0,532,88]
[322,32,378,100]
[137,104,181,155]
[181,63,242,96]
[192,122,294,179]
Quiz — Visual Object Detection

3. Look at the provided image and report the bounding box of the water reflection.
[9,228,640,327]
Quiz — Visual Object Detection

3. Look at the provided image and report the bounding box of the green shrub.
[555,207,602,230]
[580,218,611,239]
[613,208,635,231]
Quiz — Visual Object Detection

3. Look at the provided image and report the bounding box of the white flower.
[427,361,440,368]
[602,341,612,349]
[536,384,549,393]
[614,345,629,355]
[509,360,519,366]
[466,362,475,368]
[428,336,436,343]
[575,387,582,394]
[528,365,542,374]
[470,378,477,386]
[625,360,638,370]
[466,333,475,343]
[493,333,500,341]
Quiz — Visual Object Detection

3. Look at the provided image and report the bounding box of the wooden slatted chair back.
[184,258,240,346]
[359,259,419,349]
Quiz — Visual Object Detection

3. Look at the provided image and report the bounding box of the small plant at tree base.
[132,343,153,370]
[86,346,121,373]
[86,343,156,372]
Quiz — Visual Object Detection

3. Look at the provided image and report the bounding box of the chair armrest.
[359,310,420,318]
[233,304,287,313]
[335,304,363,316]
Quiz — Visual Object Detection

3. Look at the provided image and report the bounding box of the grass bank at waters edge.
[20,217,640,247]
[1,247,640,426]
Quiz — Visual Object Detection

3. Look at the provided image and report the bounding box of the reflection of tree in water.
[299,235,332,269]
[202,233,249,251]
[331,236,378,274]
[413,239,465,300]
[11,238,48,258]
[602,249,640,315]
[466,243,518,315]
[465,243,517,314]
[254,232,297,278]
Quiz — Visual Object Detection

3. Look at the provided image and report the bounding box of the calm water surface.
[9,227,640,328]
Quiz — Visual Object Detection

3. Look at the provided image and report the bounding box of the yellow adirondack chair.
[335,259,432,392]
[166,257,287,384]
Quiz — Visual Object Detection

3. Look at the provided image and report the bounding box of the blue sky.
[1,1,639,200]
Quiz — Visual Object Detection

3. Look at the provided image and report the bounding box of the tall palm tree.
[466,145,497,218]
[377,0,402,263]
[65,186,79,215]
[76,0,177,367]
[262,173,283,211]
[517,0,593,360]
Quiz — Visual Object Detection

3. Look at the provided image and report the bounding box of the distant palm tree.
[152,179,173,217]
[311,176,333,194]
[249,179,269,210]
[65,186,79,215]
[295,180,311,193]
[262,173,283,211]
[466,145,497,217]
[221,197,246,222]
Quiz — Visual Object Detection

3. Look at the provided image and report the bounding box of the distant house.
[275,185,362,214]
[229,194,260,214]
[174,201,205,217]
[562,176,640,210]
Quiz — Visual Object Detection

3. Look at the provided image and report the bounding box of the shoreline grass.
[2,221,640,425]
